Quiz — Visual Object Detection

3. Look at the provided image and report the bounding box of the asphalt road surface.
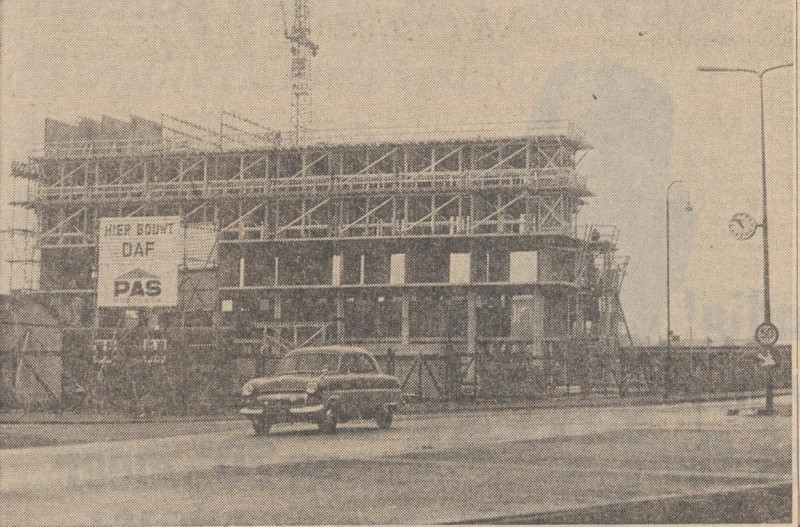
[1,396,792,524]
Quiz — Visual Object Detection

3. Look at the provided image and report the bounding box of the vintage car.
[238,346,402,435]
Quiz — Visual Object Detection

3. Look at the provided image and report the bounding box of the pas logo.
[114,268,162,297]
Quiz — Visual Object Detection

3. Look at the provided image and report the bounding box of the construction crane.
[280,0,318,146]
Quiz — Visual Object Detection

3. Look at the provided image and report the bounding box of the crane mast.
[283,0,318,146]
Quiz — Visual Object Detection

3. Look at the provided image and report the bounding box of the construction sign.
[97,217,182,307]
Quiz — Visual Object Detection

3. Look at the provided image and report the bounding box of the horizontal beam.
[221,281,579,292]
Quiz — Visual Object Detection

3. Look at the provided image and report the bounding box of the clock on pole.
[728,212,757,240]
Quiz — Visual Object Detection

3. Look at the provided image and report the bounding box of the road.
[1,396,792,524]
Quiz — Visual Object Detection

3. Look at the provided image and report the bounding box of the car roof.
[288,346,370,356]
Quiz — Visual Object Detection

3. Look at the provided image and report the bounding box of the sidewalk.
[402,388,793,415]
[0,388,789,425]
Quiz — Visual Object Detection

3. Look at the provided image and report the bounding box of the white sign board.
[390,253,406,285]
[510,251,538,283]
[449,253,471,284]
[184,222,218,269]
[97,216,182,307]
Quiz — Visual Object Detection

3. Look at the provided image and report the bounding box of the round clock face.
[755,322,779,347]
[729,212,757,240]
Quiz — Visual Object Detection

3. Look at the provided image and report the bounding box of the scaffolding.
[10,117,632,409]
[5,163,40,292]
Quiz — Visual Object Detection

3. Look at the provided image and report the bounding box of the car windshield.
[275,352,340,375]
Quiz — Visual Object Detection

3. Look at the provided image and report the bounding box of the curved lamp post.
[665,180,692,399]
[697,62,792,414]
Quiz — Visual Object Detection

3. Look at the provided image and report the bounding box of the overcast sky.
[1,0,795,341]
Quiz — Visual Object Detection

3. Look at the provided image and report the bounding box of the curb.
[0,388,790,425]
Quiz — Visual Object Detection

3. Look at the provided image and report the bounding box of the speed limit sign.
[755,322,779,347]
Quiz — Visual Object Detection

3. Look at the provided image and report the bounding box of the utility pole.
[698,63,792,414]
[665,180,692,399]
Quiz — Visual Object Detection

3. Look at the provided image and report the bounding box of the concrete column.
[466,290,477,355]
[401,292,410,344]
[335,294,344,343]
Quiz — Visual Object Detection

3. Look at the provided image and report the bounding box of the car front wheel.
[376,406,393,429]
[252,415,271,436]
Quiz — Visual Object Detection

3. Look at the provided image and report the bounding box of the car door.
[354,352,382,415]
[336,353,361,418]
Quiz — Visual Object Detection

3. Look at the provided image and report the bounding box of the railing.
[50,339,793,414]
[34,138,196,159]
[31,120,590,160]
[297,120,589,146]
[34,168,589,204]
[243,343,794,403]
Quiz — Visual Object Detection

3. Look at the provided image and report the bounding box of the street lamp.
[665,180,692,399]
[698,62,792,414]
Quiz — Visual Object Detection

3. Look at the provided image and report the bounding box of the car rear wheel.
[318,408,337,434]
[252,415,271,436]
[376,406,393,429]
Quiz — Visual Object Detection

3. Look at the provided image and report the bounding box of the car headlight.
[242,382,255,397]
[306,381,319,395]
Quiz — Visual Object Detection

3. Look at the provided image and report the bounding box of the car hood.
[246,373,324,394]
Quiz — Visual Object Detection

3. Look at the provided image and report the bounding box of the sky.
[0,0,795,342]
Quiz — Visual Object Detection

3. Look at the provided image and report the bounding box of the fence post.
[386,347,395,376]
[416,354,423,400]
[474,345,480,400]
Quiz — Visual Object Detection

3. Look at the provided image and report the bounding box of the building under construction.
[4,2,792,415]
[5,115,634,412]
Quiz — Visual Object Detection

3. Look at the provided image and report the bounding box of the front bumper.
[239,392,324,422]
[239,404,324,416]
